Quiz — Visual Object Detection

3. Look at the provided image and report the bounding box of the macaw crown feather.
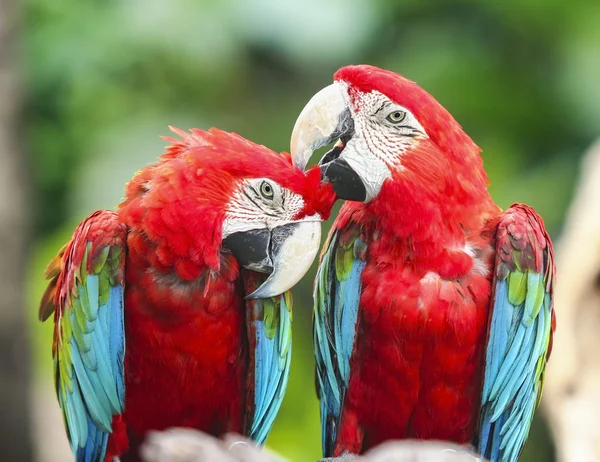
[159,127,334,220]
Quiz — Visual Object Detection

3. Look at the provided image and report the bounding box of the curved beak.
[290,82,367,202]
[291,82,351,170]
[222,218,322,299]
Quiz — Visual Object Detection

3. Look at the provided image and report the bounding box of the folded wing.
[39,210,127,462]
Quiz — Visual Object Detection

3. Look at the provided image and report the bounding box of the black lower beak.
[320,157,367,202]
[222,229,273,273]
[222,219,322,299]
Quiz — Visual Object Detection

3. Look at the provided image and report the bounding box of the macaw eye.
[386,110,406,124]
[260,181,274,199]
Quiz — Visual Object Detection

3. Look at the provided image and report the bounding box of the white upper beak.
[290,82,348,171]
[246,218,322,299]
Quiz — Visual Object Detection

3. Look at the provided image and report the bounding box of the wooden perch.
[139,429,485,462]
[542,138,600,462]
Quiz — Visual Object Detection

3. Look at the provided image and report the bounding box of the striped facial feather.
[222,177,306,238]
[346,87,427,167]
[340,85,428,200]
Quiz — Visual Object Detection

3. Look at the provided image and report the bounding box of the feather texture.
[478,204,556,462]
[314,223,366,455]
[243,272,293,445]
[40,210,127,462]
[40,128,336,460]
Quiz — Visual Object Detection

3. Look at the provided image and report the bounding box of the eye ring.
[260,181,274,199]
[386,110,406,124]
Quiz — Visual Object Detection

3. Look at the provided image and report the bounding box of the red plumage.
[40,128,335,461]
[331,171,498,452]
[314,66,555,457]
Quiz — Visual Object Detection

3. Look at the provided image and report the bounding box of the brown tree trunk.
[0,0,33,460]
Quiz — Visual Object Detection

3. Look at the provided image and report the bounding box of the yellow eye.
[386,110,406,123]
[260,181,274,199]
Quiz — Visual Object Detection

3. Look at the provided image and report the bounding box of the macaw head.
[122,127,335,299]
[290,64,488,203]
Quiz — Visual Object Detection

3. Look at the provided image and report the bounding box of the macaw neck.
[372,140,497,238]
[341,158,499,278]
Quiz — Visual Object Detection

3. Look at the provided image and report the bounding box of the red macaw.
[39,128,335,462]
[290,65,556,462]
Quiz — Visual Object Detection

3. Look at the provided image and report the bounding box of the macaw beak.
[222,217,322,299]
[290,82,367,202]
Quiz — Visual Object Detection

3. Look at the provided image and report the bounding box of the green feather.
[278,300,291,369]
[508,270,527,306]
[62,308,73,342]
[283,291,293,315]
[78,285,91,323]
[318,249,331,316]
[335,246,353,281]
[262,298,279,340]
[59,348,71,393]
[70,310,92,353]
[98,271,111,307]
[335,229,359,281]
[278,293,292,359]
[524,272,544,325]
[92,247,110,275]
[79,243,91,285]
[63,338,73,379]
[513,250,523,272]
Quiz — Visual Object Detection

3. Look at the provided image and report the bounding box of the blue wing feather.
[478,205,555,462]
[42,211,127,462]
[248,291,293,445]
[314,227,366,456]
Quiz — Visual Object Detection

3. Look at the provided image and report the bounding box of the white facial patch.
[338,87,429,201]
[222,178,305,239]
[341,136,392,202]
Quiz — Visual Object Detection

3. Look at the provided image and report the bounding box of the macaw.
[38,127,335,462]
[290,65,556,462]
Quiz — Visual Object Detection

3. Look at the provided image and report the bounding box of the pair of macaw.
[40,65,555,462]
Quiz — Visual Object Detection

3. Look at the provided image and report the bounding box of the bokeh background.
[2,0,600,460]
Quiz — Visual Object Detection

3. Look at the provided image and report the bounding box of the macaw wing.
[243,271,293,445]
[39,210,127,462]
[478,204,556,462]
[314,222,366,456]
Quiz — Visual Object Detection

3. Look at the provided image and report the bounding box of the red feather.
[40,128,336,461]
[322,67,554,457]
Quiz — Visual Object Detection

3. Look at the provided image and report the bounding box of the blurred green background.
[24,0,600,461]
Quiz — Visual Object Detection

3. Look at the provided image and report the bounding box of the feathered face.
[221,173,331,299]
[290,65,482,202]
[124,127,335,299]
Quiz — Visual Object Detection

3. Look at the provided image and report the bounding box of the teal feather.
[314,226,366,456]
[249,291,293,445]
[490,311,532,400]
[478,206,555,462]
[70,345,112,431]
[89,321,120,412]
[46,212,127,462]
